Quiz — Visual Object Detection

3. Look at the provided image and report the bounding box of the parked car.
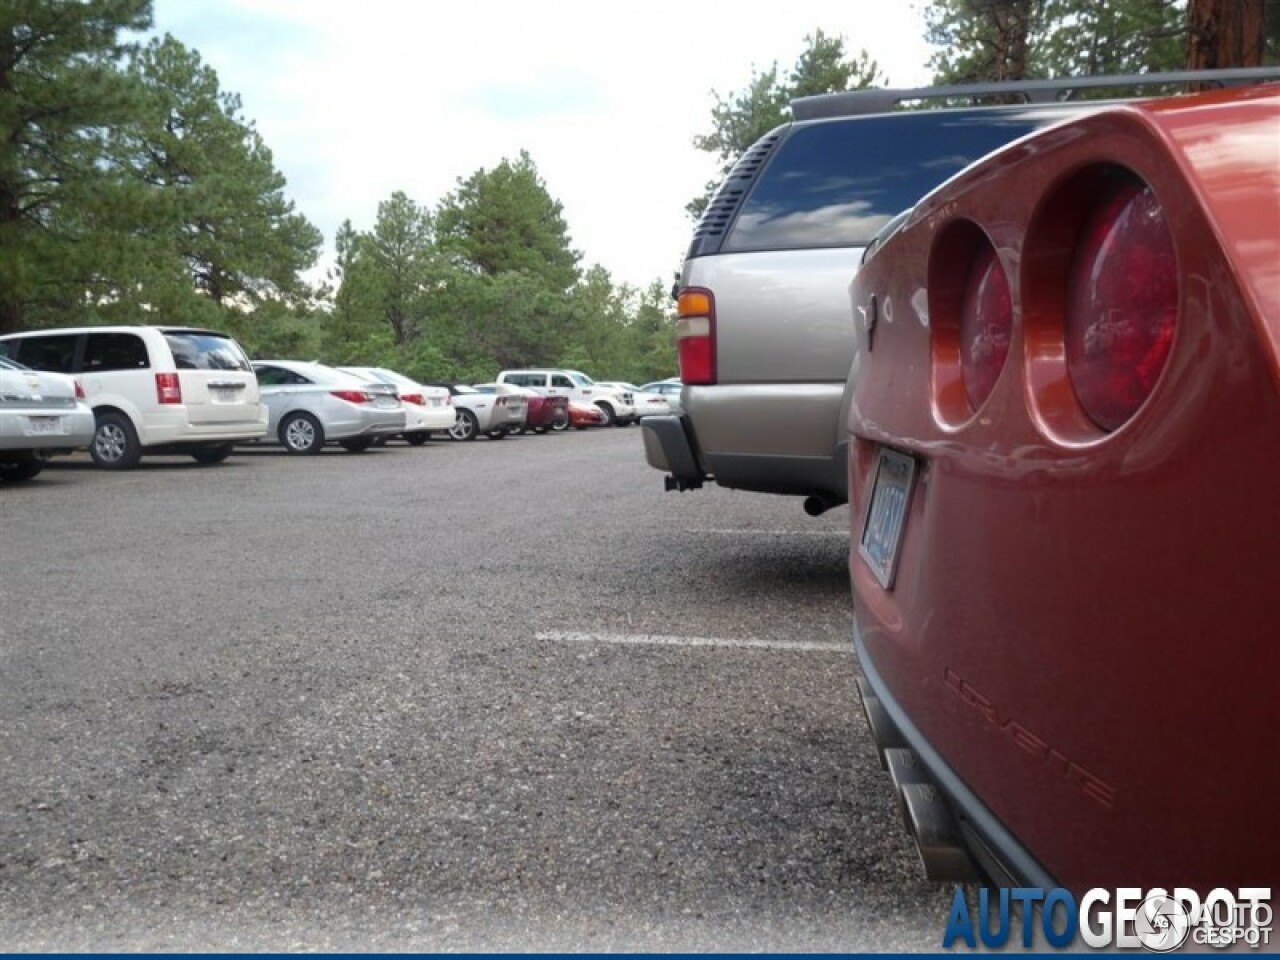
[496,369,636,426]
[336,366,455,444]
[638,378,683,415]
[0,356,95,481]
[845,81,1280,892]
[567,401,608,430]
[472,383,568,434]
[425,383,525,441]
[641,69,1279,514]
[596,381,671,419]
[0,325,267,469]
[250,361,404,454]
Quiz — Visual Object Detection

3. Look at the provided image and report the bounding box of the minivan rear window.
[164,332,252,372]
[723,108,1062,253]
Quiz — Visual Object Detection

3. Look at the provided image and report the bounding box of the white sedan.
[338,366,455,444]
[597,380,675,419]
[0,356,95,481]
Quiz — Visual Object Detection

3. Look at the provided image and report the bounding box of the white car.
[0,325,268,469]
[337,366,455,444]
[427,383,526,441]
[251,361,405,454]
[0,356,95,481]
[496,368,636,426]
[596,381,672,419]
[639,379,683,415]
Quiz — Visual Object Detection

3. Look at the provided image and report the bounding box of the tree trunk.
[1186,0,1266,69]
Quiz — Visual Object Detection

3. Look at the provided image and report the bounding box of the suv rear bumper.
[641,415,706,487]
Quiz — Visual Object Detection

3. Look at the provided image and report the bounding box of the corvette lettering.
[944,668,1116,809]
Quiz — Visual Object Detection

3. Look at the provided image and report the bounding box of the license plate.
[26,416,61,436]
[858,447,916,590]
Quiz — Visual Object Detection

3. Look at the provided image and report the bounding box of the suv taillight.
[1065,178,1177,432]
[155,372,182,405]
[330,390,370,404]
[677,287,716,386]
[959,245,1012,411]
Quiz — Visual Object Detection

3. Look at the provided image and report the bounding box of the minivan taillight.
[155,373,182,405]
[677,287,716,385]
[959,245,1012,411]
[1065,177,1177,432]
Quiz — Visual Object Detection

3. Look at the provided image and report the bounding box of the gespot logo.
[942,885,1273,952]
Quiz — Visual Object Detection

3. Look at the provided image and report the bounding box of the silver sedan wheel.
[280,413,323,454]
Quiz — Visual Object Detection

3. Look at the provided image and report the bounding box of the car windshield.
[569,372,594,387]
[452,385,479,395]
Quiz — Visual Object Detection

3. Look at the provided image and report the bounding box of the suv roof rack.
[791,66,1280,121]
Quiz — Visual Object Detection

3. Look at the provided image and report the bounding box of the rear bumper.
[641,415,706,487]
[853,621,1054,889]
[0,406,95,453]
[137,406,269,446]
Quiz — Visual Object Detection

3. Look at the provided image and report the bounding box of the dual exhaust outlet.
[856,677,979,883]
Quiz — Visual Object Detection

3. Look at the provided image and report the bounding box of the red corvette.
[846,83,1279,892]
[568,401,608,430]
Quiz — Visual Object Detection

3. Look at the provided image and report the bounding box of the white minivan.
[0,325,268,469]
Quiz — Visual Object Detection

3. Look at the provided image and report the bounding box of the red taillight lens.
[1066,178,1177,432]
[400,393,424,405]
[676,287,715,386]
[959,245,1012,411]
[74,379,85,400]
[330,389,370,404]
[155,372,182,404]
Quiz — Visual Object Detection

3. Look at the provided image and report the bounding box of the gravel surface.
[0,427,956,951]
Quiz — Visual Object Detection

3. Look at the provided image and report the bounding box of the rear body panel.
[847,87,1280,890]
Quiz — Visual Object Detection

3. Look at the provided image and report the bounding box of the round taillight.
[1065,178,1177,432]
[959,245,1012,411]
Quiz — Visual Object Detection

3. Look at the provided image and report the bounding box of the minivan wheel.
[91,413,143,470]
[280,412,324,454]
[595,402,616,427]
[191,443,234,465]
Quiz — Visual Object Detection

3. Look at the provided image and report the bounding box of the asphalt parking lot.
[0,427,956,951]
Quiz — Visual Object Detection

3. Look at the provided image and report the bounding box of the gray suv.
[641,71,1270,516]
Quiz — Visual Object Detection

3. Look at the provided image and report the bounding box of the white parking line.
[686,528,848,537]
[537,630,850,654]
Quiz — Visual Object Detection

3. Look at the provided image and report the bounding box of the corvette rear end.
[846,84,1280,891]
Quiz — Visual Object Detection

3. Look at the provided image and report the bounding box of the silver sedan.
[250,361,405,454]
[0,356,95,481]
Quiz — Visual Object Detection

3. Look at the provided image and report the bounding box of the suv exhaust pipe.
[804,495,837,517]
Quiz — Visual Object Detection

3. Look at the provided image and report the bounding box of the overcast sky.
[149,0,936,291]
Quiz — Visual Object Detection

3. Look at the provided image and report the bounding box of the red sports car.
[568,401,608,430]
[846,83,1279,892]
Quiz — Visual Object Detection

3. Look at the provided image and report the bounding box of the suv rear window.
[722,108,1057,253]
[164,332,251,372]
